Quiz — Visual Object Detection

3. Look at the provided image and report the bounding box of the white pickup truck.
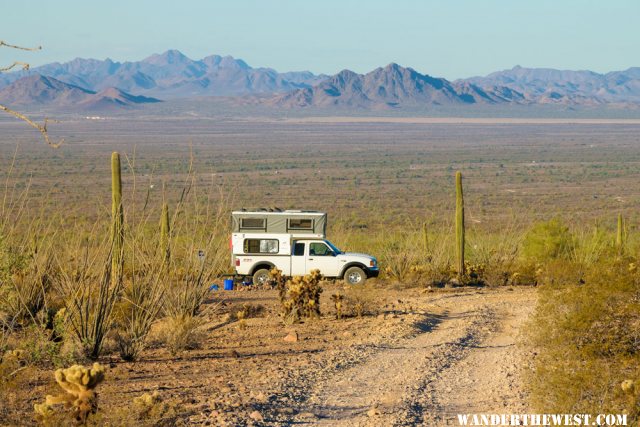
[231,210,379,285]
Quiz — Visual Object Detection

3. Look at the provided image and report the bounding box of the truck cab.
[231,210,378,285]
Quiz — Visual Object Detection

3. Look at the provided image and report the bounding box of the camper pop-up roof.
[231,210,327,237]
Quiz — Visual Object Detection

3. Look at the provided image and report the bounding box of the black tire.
[344,266,366,285]
[253,268,271,286]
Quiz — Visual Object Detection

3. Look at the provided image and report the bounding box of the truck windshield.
[324,240,342,255]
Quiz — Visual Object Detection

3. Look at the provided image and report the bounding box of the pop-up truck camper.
[231,209,378,285]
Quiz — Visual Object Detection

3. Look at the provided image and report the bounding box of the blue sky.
[3,0,639,79]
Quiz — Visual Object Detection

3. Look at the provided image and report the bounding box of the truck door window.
[243,239,279,254]
[293,242,305,256]
[309,242,331,256]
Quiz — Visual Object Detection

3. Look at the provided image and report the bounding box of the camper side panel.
[232,233,292,275]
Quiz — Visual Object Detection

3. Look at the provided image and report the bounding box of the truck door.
[307,241,340,277]
[291,241,306,275]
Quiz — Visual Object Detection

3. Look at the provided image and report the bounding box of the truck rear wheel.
[344,266,366,285]
[253,268,271,286]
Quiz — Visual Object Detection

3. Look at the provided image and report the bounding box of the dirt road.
[265,288,536,426]
[4,286,535,426]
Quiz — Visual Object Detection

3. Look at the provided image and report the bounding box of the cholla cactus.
[331,293,344,319]
[3,348,26,362]
[34,363,105,424]
[133,391,162,418]
[621,379,636,394]
[269,267,285,290]
[280,269,323,324]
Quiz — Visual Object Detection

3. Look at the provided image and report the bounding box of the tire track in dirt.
[266,289,535,426]
[415,296,535,426]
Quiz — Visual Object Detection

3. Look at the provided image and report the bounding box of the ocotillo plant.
[616,213,625,253]
[111,152,124,286]
[455,171,465,278]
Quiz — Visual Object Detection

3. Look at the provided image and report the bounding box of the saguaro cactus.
[111,152,124,285]
[616,213,625,253]
[455,171,465,278]
[160,200,170,263]
[422,222,429,257]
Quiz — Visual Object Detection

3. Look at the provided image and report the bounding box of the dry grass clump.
[0,243,55,325]
[155,314,205,356]
[381,241,418,282]
[131,391,181,424]
[344,283,379,317]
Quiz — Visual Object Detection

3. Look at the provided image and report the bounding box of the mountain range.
[1,50,639,111]
[0,75,160,110]
[464,65,640,105]
[270,64,525,108]
[0,50,326,99]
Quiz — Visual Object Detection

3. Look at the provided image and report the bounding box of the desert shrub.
[525,260,640,423]
[344,283,379,317]
[162,269,210,319]
[411,228,456,286]
[0,241,56,325]
[0,348,27,384]
[19,323,77,368]
[230,303,265,321]
[378,231,423,282]
[468,225,523,286]
[278,269,323,324]
[381,244,416,282]
[115,257,165,361]
[156,314,204,355]
[569,226,611,265]
[522,218,574,262]
[132,391,180,424]
[507,263,540,286]
[55,239,121,359]
[0,315,15,355]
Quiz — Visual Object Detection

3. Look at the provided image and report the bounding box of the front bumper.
[365,267,380,278]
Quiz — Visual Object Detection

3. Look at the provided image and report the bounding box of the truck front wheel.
[344,266,366,285]
[253,268,271,286]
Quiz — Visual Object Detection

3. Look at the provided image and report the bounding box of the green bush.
[522,218,574,262]
[525,260,640,423]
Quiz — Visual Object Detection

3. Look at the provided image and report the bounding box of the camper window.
[244,238,279,254]
[288,218,313,230]
[240,218,266,229]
